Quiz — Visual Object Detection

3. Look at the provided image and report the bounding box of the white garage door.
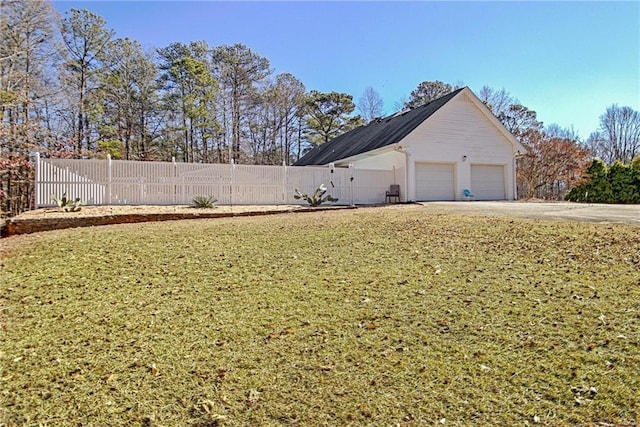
[471,164,506,200]
[415,162,455,201]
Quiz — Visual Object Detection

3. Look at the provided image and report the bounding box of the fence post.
[33,152,41,208]
[282,160,287,204]
[229,160,236,207]
[106,154,112,205]
[329,162,335,202]
[172,157,177,204]
[349,163,354,206]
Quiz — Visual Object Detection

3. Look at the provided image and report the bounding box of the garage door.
[415,162,455,201]
[471,164,505,200]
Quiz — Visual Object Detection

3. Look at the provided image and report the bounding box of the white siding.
[401,90,517,201]
[349,150,408,202]
[346,150,404,170]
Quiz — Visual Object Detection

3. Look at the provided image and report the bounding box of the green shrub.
[293,184,338,207]
[566,159,640,203]
[51,193,84,212]
[609,161,640,203]
[192,195,217,208]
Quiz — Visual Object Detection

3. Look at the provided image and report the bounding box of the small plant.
[192,195,217,208]
[294,184,338,207]
[51,193,84,212]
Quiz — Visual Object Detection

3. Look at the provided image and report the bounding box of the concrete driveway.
[419,201,640,226]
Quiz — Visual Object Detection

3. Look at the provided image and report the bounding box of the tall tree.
[404,80,458,109]
[212,43,270,162]
[245,84,277,164]
[587,105,640,165]
[98,38,161,160]
[59,8,114,154]
[0,0,59,155]
[498,103,543,140]
[357,86,384,123]
[244,73,306,165]
[304,90,362,146]
[158,41,218,162]
[272,73,305,164]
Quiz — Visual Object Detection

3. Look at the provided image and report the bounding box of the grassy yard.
[1,207,639,426]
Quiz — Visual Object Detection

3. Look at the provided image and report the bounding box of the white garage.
[471,164,506,200]
[295,87,525,201]
[415,162,455,201]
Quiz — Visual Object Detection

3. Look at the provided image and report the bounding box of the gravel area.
[14,204,304,219]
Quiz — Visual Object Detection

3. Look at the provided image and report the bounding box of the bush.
[566,159,640,203]
[192,195,217,208]
[51,193,85,212]
[293,184,338,207]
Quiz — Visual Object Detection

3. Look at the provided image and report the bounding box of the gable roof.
[294,87,465,166]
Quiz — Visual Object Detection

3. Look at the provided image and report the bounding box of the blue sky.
[53,1,639,140]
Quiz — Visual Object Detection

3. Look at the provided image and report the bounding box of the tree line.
[2,0,639,211]
[1,2,364,165]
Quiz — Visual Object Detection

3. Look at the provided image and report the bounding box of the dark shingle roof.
[294,87,465,166]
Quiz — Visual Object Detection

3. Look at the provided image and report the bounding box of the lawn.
[1,207,639,426]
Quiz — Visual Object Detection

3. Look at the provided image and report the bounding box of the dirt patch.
[2,204,356,237]
[15,204,302,219]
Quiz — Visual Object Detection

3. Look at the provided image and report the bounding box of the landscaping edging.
[3,206,357,236]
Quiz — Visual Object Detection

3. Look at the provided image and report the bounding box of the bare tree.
[545,123,580,141]
[587,105,640,164]
[478,86,516,119]
[0,0,60,154]
[357,86,384,123]
[273,73,305,164]
[393,95,408,112]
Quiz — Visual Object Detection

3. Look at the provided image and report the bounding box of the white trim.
[332,144,400,166]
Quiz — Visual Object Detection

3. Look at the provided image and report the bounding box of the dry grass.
[1,207,639,426]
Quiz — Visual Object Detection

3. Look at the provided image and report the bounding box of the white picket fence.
[34,154,396,207]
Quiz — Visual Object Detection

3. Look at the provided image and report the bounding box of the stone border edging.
[3,206,357,237]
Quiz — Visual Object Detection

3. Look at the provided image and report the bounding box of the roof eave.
[330,143,401,166]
